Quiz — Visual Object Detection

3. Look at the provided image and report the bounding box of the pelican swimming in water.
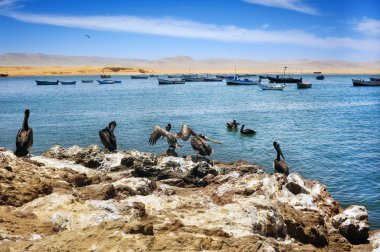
[149,124,222,157]
[226,119,240,130]
[15,109,33,157]
[273,141,289,175]
[240,125,256,135]
[99,121,117,151]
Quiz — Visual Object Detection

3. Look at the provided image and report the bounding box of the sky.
[0,0,379,61]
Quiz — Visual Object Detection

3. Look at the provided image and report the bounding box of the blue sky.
[0,0,379,60]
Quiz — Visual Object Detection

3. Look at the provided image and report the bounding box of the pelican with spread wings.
[149,124,222,157]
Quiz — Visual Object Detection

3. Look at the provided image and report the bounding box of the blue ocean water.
[0,75,379,228]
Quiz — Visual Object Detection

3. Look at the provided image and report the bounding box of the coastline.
[0,145,378,251]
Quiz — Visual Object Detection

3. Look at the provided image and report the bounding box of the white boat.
[226,76,257,85]
[158,78,185,85]
[258,78,285,90]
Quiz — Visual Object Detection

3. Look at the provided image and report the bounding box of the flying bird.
[273,141,289,176]
[84,34,91,39]
[15,109,33,157]
[149,124,222,157]
[99,121,117,151]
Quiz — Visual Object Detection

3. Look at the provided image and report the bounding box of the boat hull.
[60,81,76,85]
[100,74,111,78]
[97,80,115,84]
[267,76,302,83]
[81,80,93,83]
[131,75,148,79]
[352,79,380,86]
[258,83,285,90]
[316,75,325,80]
[297,82,312,88]
[36,80,59,85]
[0,73,8,77]
[158,78,185,85]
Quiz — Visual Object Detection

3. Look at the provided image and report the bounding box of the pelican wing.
[175,124,194,141]
[15,128,33,156]
[191,135,213,156]
[149,126,174,145]
[203,135,223,144]
[99,128,117,151]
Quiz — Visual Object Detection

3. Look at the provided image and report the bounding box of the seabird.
[84,34,91,39]
[240,125,256,135]
[226,119,240,130]
[273,141,289,175]
[99,121,117,151]
[149,124,222,157]
[15,109,33,157]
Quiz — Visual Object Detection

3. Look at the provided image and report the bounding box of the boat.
[182,76,205,82]
[226,76,257,85]
[316,75,325,80]
[131,75,148,79]
[158,78,185,85]
[100,74,111,78]
[113,80,122,83]
[237,74,256,77]
[370,77,380,81]
[0,73,9,77]
[297,81,312,88]
[60,81,76,85]
[149,74,159,77]
[81,80,93,83]
[313,72,322,74]
[267,67,302,83]
[204,77,223,82]
[258,77,285,90]
[167,74,182,78]
[36,80,59,85]
[97,80,115,84]
[352,79,380,86]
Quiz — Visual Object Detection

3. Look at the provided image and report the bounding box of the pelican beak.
[205,137,223,144]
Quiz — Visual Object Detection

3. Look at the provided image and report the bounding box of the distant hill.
[0,53,379,74]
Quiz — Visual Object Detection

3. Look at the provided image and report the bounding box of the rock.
[67,173,92,187]
[78,184,116,200]
[120,156,134,167]
[191,161,218,178]
[332,205,370,244]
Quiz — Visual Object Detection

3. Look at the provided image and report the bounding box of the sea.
[0,75,379,229]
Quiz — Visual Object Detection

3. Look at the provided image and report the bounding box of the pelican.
[15,109,33,157]
[190,133,222,158]
[226,119,240,130]
[149,124,222,157]
[240,125,256,135]
[273,141,289,175]
[99,121,117,151]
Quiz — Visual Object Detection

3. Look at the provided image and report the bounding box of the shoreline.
[0,145,379,251]
[1,66,380,77]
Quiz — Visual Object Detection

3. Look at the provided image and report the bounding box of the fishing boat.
[297,81,312,88]
[370,77,380,81]
[149,74,159,77]
[352,79,380,86]
[316,75,325,80]
[237,74,256,77]
[158,78,185,85]
[60,81,76,85]
[182,76,205,82]
[267,66,302,83]
[204,77,223,82]
[131,75,148,79]
[100,74,111,78]
[113,80,122,83]
[36,80,59,85]
[258,78,285,90]
[81,80,93,83]
[97,80,115,84]
[226,76,257,85]
[167,74,182,78]
[0,73,8,77]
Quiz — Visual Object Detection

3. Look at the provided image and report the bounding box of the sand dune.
[0,53,379,76]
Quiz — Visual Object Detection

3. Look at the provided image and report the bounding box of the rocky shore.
[0,145,378,251]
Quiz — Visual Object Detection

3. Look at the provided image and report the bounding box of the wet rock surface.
[0,146,377,251]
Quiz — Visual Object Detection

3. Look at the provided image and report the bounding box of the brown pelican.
[240,125,256,135]
[15,109,33,157]
[273,141,289,175]
[190,133,222,158]
[226,119,240,130]
[149,124,222,157]
[99,121,117,151]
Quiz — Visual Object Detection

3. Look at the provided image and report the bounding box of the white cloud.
[354,17,380,37]
[4,12,380,53]
[243,0,318,15]
[261,24,270,29]
[0,0,19,8]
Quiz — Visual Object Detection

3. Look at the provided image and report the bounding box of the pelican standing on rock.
[273,141,289,175]
[190,133,222,158]
[15,109,33,157]
[99,121,117,151]
[226,119,240,130]
[240,125,256,135]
